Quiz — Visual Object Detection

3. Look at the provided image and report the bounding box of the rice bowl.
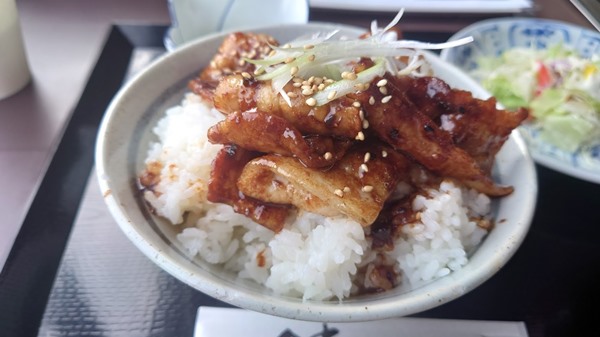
[95,23,537,321]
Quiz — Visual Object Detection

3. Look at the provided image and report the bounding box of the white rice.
[390,182,488,288]
[143,94,492,300]
[142,93,223,224]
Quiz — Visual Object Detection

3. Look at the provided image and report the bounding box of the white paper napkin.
[309,0,533,14]
[195,307,529,337]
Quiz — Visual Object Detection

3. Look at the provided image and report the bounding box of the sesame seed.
[334,189,344,197]
[355,131,365,141]
[343,186,351,193]
[323,152,333,160]
[305,97,317,106]
[379,86,388,95]
[327,91,337,100]
[290,66,299,76]
[352,101,361,108]
[282,43,291,49]
[293,82,302,87]
[238,59,246,66]
[325,79,335,84]
[317,83,325,91]
[286,91,297,98]
[381,95,392,103]
[362,185,374,192]
[340,71,358,80]
[253,68,265,75]
[369,96,375,105]
[376,79,388,87]
[301,84,311,90]
[362,120,369,129]
[304,44,315,50]
[302,88,313,96]
[284,57,296,64]
[268,50,277,57]
[382,150,388,158]
[293,77,303,83]
[314,77,323,85]
[360,163,369,173]
[364,152,371,163]
[241,72,252,79]
[359,109,365,120]
[308,54,316,61]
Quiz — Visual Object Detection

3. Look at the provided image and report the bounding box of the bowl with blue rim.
[441,17,600,184]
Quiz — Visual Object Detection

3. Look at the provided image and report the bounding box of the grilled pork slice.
[212,74,363,139]
[199,32,277,82]
[237,145,409,226]
[189,32,278,102]
[357,74,515,197]
[207,145,290,232]
[207,109,351,168]
[388,76,528,174]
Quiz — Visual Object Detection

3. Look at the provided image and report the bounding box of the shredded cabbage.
[473,45,600,152]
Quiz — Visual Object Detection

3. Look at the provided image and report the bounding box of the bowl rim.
[96,22,538,322]
[440,16,600,59]
[448,15,600,35]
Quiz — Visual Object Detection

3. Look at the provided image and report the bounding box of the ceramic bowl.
[96,23,537,322]
[441,17,600,183]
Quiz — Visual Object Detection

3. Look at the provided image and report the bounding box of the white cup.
[165,0,309,51]
[0,0,30,100]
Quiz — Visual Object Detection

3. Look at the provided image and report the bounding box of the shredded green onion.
[312,58,386,105]
[245,10,473,106]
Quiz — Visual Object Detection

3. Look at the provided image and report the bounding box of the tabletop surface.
[0,1,598,337]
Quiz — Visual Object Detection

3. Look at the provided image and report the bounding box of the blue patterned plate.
[441,18,600,184]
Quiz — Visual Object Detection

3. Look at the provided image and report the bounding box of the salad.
[473,45,600,152]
